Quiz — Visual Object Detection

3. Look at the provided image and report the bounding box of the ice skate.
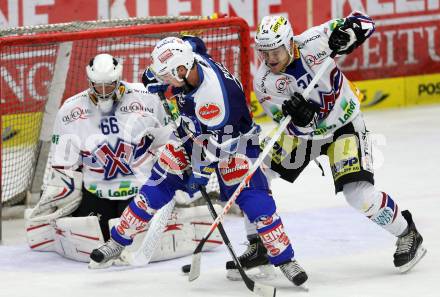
[89,238,124,269]
[226,236,276,281]
[278,259,308,287]
[394,210,427,273]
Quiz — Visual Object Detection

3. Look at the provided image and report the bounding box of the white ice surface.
[1,106,439,297]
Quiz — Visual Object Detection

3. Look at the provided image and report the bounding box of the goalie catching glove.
[26,168,83,222]
[282,92,320,127]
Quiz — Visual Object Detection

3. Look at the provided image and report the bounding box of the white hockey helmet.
[150,37,195,83]
[86,53,123,113]
[255,15,294,56]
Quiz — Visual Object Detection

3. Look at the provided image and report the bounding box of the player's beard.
[182,77,195,94]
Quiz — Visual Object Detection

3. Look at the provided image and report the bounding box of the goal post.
[0,16,251,240]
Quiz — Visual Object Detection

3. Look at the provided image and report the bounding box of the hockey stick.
[157,92,276,297]
[121,198,176,266]
[189,53,336,281]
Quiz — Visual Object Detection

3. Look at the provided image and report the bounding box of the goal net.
[0,16,251,213]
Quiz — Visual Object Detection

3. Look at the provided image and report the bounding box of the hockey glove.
[142,67,169,93]
[282,92,320,127]
[329,18,366,55]
[185,166,215,196]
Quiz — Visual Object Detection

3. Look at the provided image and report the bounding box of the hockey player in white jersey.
[226,12,426,277]
[90,36,309,286]
[25,53,222,263]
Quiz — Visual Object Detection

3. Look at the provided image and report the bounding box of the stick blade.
[253,282,277,297]
[188,253,201,281]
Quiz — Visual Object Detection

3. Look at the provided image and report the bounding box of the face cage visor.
[90,81,119,100]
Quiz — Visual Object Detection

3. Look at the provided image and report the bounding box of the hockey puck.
[181,264,191,273]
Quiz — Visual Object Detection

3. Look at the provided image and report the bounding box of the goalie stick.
[189,52,337,282]
[157,92,276,297]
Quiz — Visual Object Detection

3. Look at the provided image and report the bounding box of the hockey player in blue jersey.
[90,36,308,286]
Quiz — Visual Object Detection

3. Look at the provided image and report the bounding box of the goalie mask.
[255,16,294,67]
[150,37,195,84]
[86,53,123,113]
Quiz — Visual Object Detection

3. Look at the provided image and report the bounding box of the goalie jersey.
[49,82,171,200]
[254,12,375,139]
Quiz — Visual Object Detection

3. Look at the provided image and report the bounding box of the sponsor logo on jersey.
[331,156,359,174]
[305,50,327,67]
[219,154,250,186]
[158,49,173,63]
[338,98,357,124]
[198,103,221,121]
[119,101,154,115]
[62,107,92,124]
[313,123,337,136]
[297,34,321,49]
[108,186,138,198]
[158,142,190,175]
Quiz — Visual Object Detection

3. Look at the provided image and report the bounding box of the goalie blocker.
[25,168,223,263]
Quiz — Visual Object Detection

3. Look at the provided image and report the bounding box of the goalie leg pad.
[53,216,105,262]
[150,204,223,262]
[26,213,105,262]
[25,208,56,252]
[119,205,223,264]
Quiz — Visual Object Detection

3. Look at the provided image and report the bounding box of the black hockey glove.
[142,67,169,93]
[282,92,320,127]
[329,18,367,55]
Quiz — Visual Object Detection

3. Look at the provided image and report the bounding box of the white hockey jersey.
[254,13,374,139]
[49,81,172,200]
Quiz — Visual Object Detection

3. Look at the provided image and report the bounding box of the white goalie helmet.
[255,15,294,57]
[150,37,195,83]
[86,53,123,113]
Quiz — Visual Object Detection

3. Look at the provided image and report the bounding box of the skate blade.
[398,245,427,273]
[297,284,309,292]
[88,258,116,269]
[226,265,277,281]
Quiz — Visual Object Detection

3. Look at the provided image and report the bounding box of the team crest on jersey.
[198,103,221,120]
[158,141,190,174]
[218,154,250,186]
[93,139,135,180]
[275,76,289,93]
